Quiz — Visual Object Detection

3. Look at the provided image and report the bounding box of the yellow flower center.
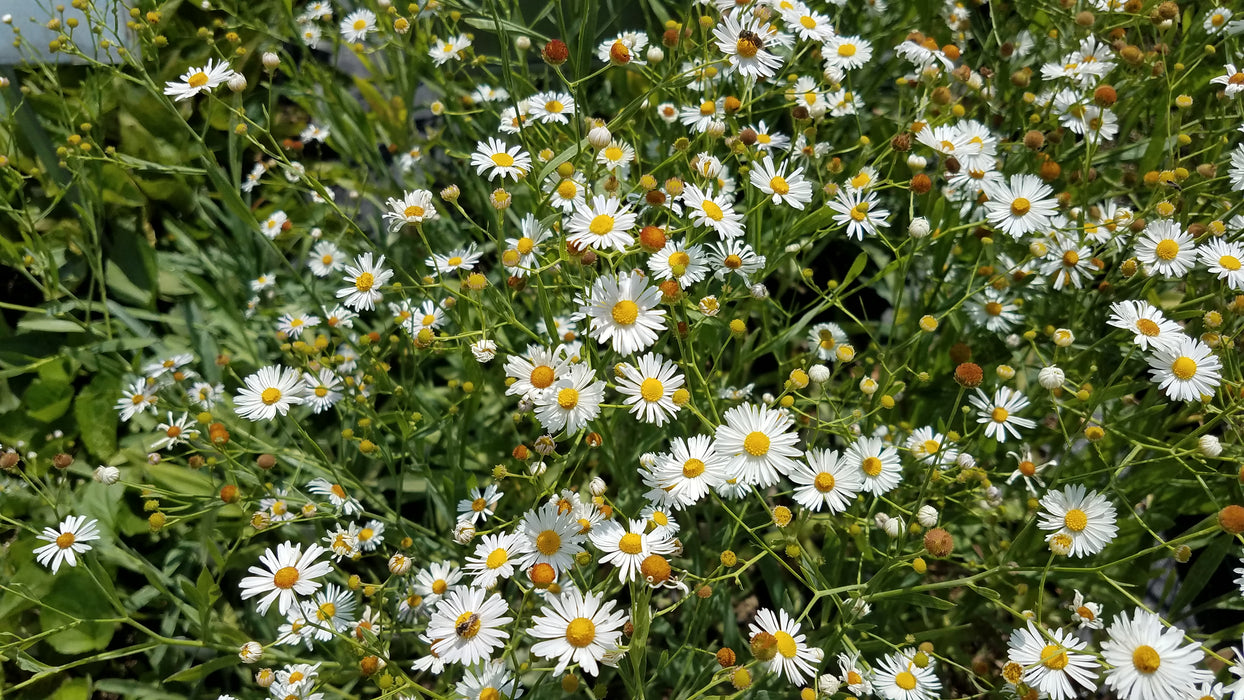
[454,611,482,639]
[485,547,508,569]
[1231,72,1244,85]
[985,301,1003,316]
[769,176,790,195]
[640,378,664,402]
[611,300,639,325]
[490,152,515,168]
[479,688,500,700]
[1155,239,1180,261]
[557,388,580,409]
[1010,198,1031,216]
[683,458,706,478]
[702,200,725,221]
[1019,460,1037,476]
[556,181,578,199]
[743,431,771,456]
[565,617,597,647]
[530,365,555,389]
[669,251,691,270]
[354,272,375,292]
[353,19,366,30]
[838,43,858,57]
[851,171,871,189]
[589,214,615,235]
[167,425,182,438]
[850,203,869,221]
[516,237,535,255]
[814,472,835,492]
[273,566,300,589]
[56,532,75,549]
[1076,605,1095,620]
[187,71,210,88]
[447,256,463,267]
[1221,255,1242,271]
[922,439,940,455]
[757,133,771,144]
[895,671,917,691]
[800,16,816,29]
[991,407,1009,423]
[472,497,487,512]
[1213,13,1226,25]
[651,510,668,526]
[314,386,328,398]
[536,529,562,555]
[774,631,799,658]
[1135,318,1161,336]
[604,146,623,161]
[432,579,448,594]
[1062,250,1080,267]
[404,205,424,218]
[1171,356,1197,380]
[131,394,145,404]
[358,527,374,540]
[724,254,743,269]
[545,100,564,113]
[261,387,282,405]
[317,602,336,620]
[862,456,883,476]
[847,671,863,685]
[1063,508,1088,532]
[618,532,644,555]
[1132,645,1160,673]
[1040,644,1069,670]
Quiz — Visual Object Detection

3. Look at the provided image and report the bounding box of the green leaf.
[163,654,239,684]
[50,678,92,700]
[24,377,74,423]
[884,593,956,610]
[1170,535,1229,617]
[39,568,117,654]
[840,252,869,290]
[16,316,85,334]
[75,373,120,459]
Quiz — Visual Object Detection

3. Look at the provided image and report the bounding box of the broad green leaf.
[24,377,74,423]
[75,373,120,459]
[163,654,240,684]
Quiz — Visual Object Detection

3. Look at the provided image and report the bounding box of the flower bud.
[94,465,120,484]
[228,73,247,92]
[388,553,412,575]
[588,125,612,149]
[239,641,263,663]
[1038,365,1064,390]
[1198,435,1222,457]
[590,476,607,496]
[454,521,476,544]
[646,46,664,63]
[908,217,931,238]
[917,504,938,527]
[262,51,280,69]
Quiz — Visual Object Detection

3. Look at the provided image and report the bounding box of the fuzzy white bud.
[809,364,830,383]
[262,52,280,69]
[228,73,247,92]
[454,521,476,544]
[588,125,612,149]
[255,668,275,687]
[818,675,842,695]
[706,119,727,138]
[1199,435,1223,457]
[956,452,976,469]
[908,217,931,238]
[859,376,879,396]
[239,641,263,663]
[94,465,120,484]
[515,35,531,51]
[646,46,664,64]
[1053,328,1074,347]
[1038,365,1065,390]
[906,154,927,170]
[590,476,607,496]
[883,515,905,538]
[750,283,769,299]
[917,505,939,528]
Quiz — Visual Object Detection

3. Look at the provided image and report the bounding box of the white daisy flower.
[151,411,199,451]
[427,245,482,276]
[427,587,513,667]
[708,239,766,280]
[470,138,531,181]
[238,541,332,616]
[301,584,356,642]
[115,378,158,421]
[430,35,472,65]
[747,120,790,151]
[339,9,376,42]
[383,189,438,231]
[302,368,343,414]
[808,322,849,361]
[1038,238,1094,291]
[455,660,525,700]
[872,648,941,700]
[413,561,464,611]
[748,607,822,685]
[545,174,588,212]
[824,35,873,72]
[844,436,902,496]
[679,98,725,133]
[829,189,890,240]
[34,515,101,574]
[306,477,361,516]
[648,239,708,285]
[589,518,675,583]
[504,344,573,401]
[614,352,684,426]
[905,426,960,469]
[1198,238,1244,288]
[277,312,319,338]
[533,364,605,435]
[837,652,872,695]
[968,387,1036,443]
[650,435,728,509]
[750,156,813,209]
[234,365,306,421]
[1067,589,1104,630]
[1106,300,1182,352]
[528,587,628,677]
[565,195,637,252]
[528,91,576,124]
[1005,446,1053,495]
[163,59,237,101]
[1007,621,1100,700]
[1205,7,1234,33]
[1135,220,1197,278]
[457,484,503,525]
[1037,484,1118,558]
[790,448,863,513]
[336,252,393,312]
[967,288,1022,333]
[597,31,649,64]
[682,184,745,238]
[712,11,785,80]
[1211,63,1244,97]
[782,5,833,43]
[714,402,802,488]
[983,174,1057,239]
[1147,337,1222,402]
[464,532,521,589]
[579,271,666,356]
[1099,608,1210,700]
[308,241,343,277]
[355,519,385,552]
[596,141,636,170]
[513,502,587,574]
[187,381,224,409]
